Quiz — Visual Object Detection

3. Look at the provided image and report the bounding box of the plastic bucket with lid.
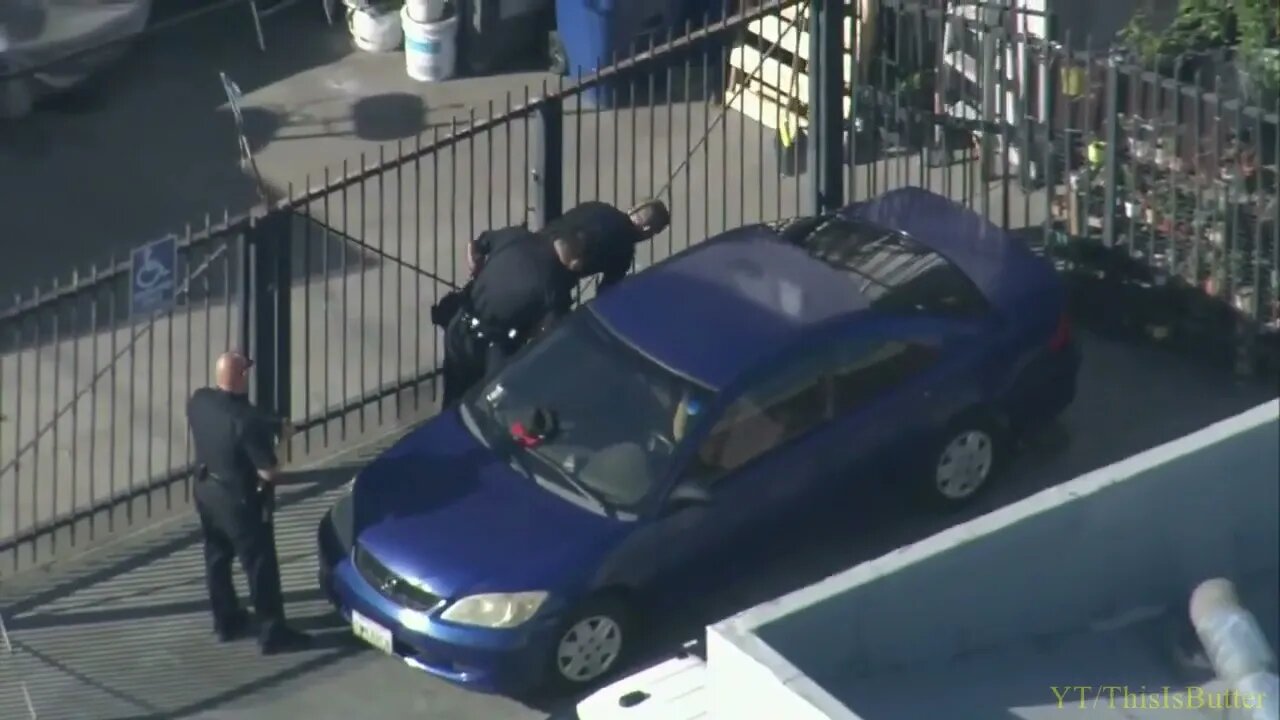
[405,0,449,23]
[348,6,403,52]
[402,9,458,82]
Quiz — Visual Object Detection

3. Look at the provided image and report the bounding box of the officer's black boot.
[214,608,253,642]
[260,623,313,655]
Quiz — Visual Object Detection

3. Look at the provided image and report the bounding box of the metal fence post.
[248,210,292,420]
[808,0,845,214]
[1102,58,1119,248]
[534,99,564,230]
[239,229,253,362]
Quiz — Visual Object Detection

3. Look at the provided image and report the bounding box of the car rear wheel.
[920,413,1005,508]
[547,595,632,691]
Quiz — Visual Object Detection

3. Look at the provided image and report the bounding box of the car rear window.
[781,215,990,318]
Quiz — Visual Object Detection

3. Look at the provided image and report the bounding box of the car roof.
[589,228,873,389]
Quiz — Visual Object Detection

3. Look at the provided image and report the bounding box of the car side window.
[829,340,940,415]
[686,362,829,483]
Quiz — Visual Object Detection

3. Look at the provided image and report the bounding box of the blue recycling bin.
[555,0,682,106]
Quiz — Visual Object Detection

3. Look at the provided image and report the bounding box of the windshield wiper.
[509,407,616,515]
[495,432,613,517]
[542,460,613,517]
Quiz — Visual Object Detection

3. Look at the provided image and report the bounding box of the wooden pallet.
[725,0,877,131]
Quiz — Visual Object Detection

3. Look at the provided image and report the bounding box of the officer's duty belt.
[460,310,521,349]
[197,467,252,491]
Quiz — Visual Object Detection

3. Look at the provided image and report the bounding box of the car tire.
[545,594,633,692]
[917,412,1006,509]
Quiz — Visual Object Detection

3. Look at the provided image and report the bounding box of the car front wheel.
[920,414,1005,508]
[547,596,632,691]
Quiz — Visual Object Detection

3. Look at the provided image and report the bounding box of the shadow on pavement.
[0,464,370,719]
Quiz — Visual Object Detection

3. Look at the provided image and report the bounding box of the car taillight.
[1048,312,1073,352]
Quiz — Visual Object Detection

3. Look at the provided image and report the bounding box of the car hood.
[350,409,622,599]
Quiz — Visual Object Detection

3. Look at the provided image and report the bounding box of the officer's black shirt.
[540,201,640,288]
[187,388,279,497]
[470,225,536,261]
[468,226,574,338]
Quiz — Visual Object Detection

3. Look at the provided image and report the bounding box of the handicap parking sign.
[130,235,178,318]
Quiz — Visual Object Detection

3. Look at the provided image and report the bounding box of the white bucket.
[402,9,458,83]
[405,0,448,23]
[348,6,403,53]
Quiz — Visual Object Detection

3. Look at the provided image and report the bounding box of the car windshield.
[462,309,714,512]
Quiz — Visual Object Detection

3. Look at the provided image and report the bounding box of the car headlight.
[439,591,548,629]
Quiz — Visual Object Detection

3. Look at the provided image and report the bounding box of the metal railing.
[1,0,1276,574]
[0,608,37,719]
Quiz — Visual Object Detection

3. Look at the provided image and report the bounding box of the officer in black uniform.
[544,198,669,292]
[187,351,311,654]
[469,200,671,293]
[440,225,582,405]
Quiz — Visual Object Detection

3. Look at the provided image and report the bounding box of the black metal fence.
[2,0,1276,575]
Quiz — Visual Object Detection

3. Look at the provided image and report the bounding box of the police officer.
[468,200,671,292]
[441,226,583,405]
[187,351,311,654]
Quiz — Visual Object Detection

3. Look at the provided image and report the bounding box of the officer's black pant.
[441,314,514,406]
[194,479,286,639]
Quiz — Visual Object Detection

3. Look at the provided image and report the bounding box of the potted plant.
[1119,0,1234,80]
[1235,0,1280,108]
[1154,132,1179,169]
[1125,198,1142,219]
[1119,166,1143,218]
[896,69,933,110]
[1144,199,1159,225]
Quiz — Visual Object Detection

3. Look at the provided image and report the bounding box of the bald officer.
[187,351,311,654]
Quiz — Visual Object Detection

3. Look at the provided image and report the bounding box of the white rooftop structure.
[700,398,1280,720]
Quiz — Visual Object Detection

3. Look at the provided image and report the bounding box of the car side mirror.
[667,480,712,509]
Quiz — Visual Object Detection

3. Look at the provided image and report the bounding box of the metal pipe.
[1189,578,1278,720]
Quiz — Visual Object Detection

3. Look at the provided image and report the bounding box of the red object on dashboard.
[510,422,542,448]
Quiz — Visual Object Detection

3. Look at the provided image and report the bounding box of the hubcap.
[555,615,623,683]
[935,430,994,500]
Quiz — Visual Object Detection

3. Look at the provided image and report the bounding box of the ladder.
[939,0,1051,181]
[725,1,879,133]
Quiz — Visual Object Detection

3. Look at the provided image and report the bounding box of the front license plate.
[351,610,394,654]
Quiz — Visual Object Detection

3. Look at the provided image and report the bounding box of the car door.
[808,317,993,493]
[642,353,836,602]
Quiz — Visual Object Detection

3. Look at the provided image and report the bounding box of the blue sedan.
[316,187,1081,694]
